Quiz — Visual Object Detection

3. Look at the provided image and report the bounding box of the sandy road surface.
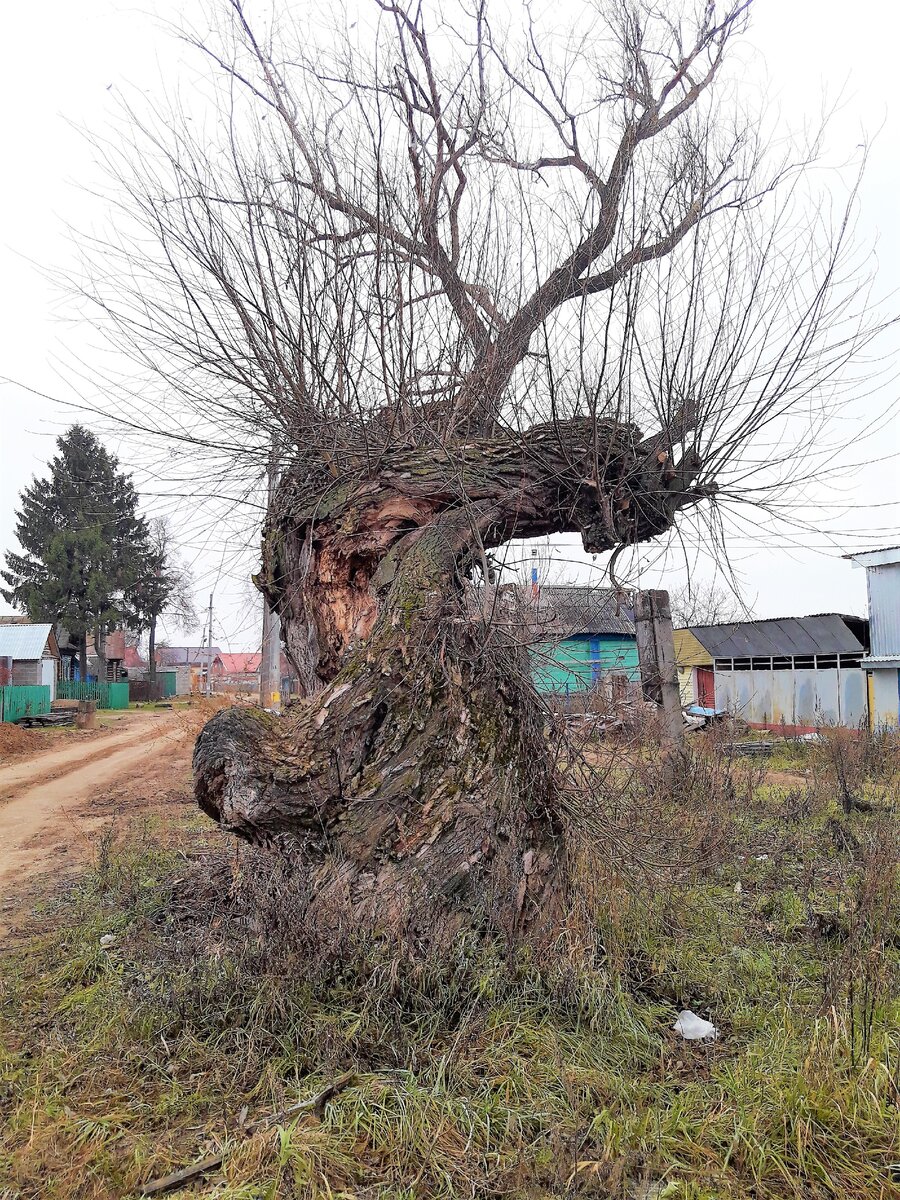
[0,710,191,912]
[0,715,174,800]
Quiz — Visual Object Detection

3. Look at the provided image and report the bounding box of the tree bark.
[148,616,157,690]
[94,626,107,683]
[194,416,712,953]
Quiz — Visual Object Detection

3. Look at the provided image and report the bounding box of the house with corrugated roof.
[677,613,869,732]
[219,651,261,679]
[0,623,60,698]
[528,585,638,695]
[156,645,224,692]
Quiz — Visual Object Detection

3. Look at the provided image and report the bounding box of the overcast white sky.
[1,0,899,649]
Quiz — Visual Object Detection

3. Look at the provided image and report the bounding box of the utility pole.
[205,593,214,697]
[259,445,281,711]
[634,589,683,742]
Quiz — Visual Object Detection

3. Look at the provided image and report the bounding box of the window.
[794,656,814,669]
[715,659,732,671]
[816,655,838,670]
[732,658,751,671]
[751,657,773,670]
[772,657,792,671]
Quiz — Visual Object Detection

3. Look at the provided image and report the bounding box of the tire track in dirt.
[0,716,173,802]
[0,716,185,894]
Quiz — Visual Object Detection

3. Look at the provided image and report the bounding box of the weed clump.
[1,733,898,1198]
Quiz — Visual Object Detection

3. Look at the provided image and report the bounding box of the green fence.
[0,685,52,723]
[56,680,130,710]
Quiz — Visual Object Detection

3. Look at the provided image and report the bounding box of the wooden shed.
[673,628,715,707]
[0,623,60,698]
[529,585,639,695]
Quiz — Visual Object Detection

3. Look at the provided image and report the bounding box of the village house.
[156,645,225,692]
[0,622,61,698]
[529,585,639,696]
[54,627,82,680]
[846,546,900,728]
[674,614,870,733]
[219,652,262,693]
[218,652,302,697]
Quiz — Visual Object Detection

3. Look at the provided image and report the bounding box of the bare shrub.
[813,724,900,814]
[822,816,900,1065]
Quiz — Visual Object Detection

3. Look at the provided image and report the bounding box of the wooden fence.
[56,680,130,710]
[0,685,52,723]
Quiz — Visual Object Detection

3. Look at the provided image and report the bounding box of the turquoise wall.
[531,634,639,694]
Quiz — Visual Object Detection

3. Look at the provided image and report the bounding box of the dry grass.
[1,730,898,1199]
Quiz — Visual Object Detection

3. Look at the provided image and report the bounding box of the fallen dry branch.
[139,1071,358,1196]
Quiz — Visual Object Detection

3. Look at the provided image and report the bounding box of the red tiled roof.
[123,646,147,669]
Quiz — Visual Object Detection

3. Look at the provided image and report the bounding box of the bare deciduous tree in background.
[78,0,884,953]
[132,518,197,688]
[669,581,751,628]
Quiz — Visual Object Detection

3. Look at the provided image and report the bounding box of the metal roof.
[536,586,635,638]
[0,623,53,660]
[844,546,900,568]
[689,614,867,659]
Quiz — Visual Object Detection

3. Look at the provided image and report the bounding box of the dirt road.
[0,710,195,928]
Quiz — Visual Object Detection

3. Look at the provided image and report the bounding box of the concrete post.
[634,588,683,741]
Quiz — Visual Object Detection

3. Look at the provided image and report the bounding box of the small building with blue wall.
[529,585,638,696]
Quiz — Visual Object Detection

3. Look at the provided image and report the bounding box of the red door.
[697,667,715,708]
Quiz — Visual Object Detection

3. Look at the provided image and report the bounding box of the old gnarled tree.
[84,0,878,950]
[196,417,708,945]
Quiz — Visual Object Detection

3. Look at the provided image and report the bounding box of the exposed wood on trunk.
[195,415,711,953]
[256,417,713,692]
[197,507,566,949]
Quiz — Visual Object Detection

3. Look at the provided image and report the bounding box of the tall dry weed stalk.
[815,723,900,814]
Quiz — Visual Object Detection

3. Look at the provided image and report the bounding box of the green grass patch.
[1,763,898,1198]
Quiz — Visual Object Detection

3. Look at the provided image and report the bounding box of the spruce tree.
[1,425,148,679]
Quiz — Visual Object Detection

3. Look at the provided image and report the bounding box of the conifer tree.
[1,425,148,679]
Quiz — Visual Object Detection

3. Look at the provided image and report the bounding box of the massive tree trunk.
[194,418,711,952]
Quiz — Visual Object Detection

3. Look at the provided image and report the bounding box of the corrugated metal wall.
[871,669,900,728]
[715,667,868,728]
[867,565,900,656]
[532,635,639,694]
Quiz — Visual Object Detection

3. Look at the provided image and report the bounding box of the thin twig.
[139,1071,358,1196]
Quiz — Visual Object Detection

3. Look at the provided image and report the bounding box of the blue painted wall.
[532,634,639,694]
